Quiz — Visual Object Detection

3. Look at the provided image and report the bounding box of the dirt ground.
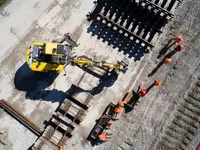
[0,0,200,150]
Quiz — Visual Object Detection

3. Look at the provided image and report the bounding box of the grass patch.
[0,0,7,6]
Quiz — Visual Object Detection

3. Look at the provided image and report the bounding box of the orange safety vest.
[99,134,106,141]
[60,146,64,150]
[172,35,183,43]
[164,58,171,64]
[114,107,122,113]
[118,101,125,107]
[155,80,162,86]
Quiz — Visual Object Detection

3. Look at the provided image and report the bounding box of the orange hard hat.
[98,134,106,141]
[173,35,183,43]
[118,101,125,107]
[114,107,122,113]
[60,146,64,150]
[155,80,162,86]
[164,58,171,64]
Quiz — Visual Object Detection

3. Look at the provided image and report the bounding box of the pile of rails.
[87,0,183,49]
[33,85,93,150]
[0,99,42,136]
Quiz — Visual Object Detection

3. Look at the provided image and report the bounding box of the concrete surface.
[0,0,199,150]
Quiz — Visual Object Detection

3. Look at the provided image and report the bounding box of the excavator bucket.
[118,57,129,73]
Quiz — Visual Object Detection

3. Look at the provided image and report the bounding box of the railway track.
[87,0,183,49]
[158,78,200,150]
[0,99,41,136]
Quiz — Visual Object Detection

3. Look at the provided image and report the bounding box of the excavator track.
[87,0,183,49]
[158,78,200,150]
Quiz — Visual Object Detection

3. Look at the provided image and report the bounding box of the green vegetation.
[0,0,7,6]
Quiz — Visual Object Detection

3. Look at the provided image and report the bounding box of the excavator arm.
[67,57,128,73]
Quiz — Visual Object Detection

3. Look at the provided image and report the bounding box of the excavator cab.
[26,42,72,72]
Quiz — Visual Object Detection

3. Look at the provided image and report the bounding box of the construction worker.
[196,144,200,150]
[105,120,113,129]
[139,88,147,97]
[172,35,183,43]
[114,106,122,114]
[60,146,64,150]
[118,101,125,107]
[155,80,162,86]
[175,43,183,51]
[98,133,112,142]
[98,134,107,142]
[107,120,113,126]
[164,57,171,64]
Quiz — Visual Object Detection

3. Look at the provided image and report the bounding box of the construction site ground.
[0,0,200,150]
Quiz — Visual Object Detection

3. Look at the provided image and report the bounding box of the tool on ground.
[26,35,128,74]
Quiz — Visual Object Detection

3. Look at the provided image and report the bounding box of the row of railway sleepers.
[99,3,166,43]
[144,0,183,11]
[33,85,93,150]
[159,79,200,150]
[88,1,172,49]
[99,0,182,13]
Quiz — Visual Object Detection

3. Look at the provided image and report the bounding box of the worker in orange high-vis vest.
[175,43,183,51]
[106,120,113,129]
[114,106,122,114]
[139,88,147,97]
[164,58,171,64]
[60,146,64,150]
[118,101,125,107]
[155,80,162,86]
[172,35,183,43]
[98,134,107,142]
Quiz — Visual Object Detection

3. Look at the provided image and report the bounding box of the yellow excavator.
[26,36,128,74]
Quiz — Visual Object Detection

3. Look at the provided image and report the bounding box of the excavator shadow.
[86,69,119,95]
[14,63,59,100]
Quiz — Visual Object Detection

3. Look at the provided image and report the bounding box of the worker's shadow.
[86,69,118,95]
[157,39,175,59]
[14,63,61,101]
[148,49,177,77]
